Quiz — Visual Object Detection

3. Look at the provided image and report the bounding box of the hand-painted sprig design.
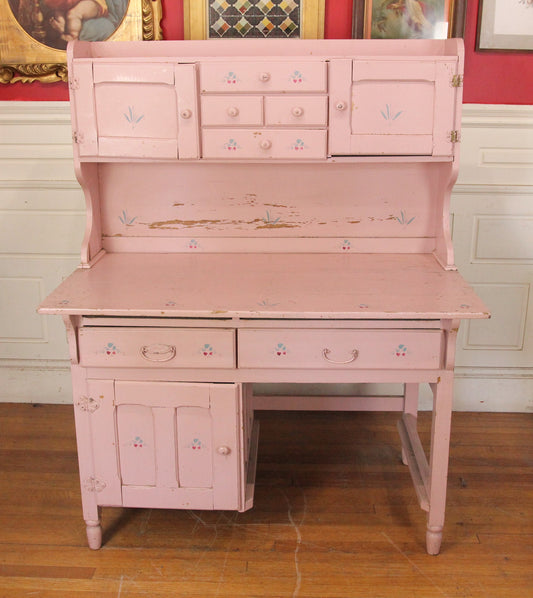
[119,210,136,226]
[124,106,144,128]
[381,104,403,121]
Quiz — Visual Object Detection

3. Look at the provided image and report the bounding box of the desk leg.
[426,372,454,555]
[71,365,103,550]
[402,383,419,465]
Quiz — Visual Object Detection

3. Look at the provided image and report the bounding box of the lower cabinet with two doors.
[74,373,257,548]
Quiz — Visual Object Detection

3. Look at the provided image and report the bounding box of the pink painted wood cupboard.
[38,38,489,555]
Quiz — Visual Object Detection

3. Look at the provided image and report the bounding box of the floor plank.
[0,404,532,597]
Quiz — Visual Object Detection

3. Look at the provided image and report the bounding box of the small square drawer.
[238,329,442,369]
[200,61,327,93]
[79,327,235,368]
[265,96,328,127]
[201,95,263,127]
[202,129,327,159]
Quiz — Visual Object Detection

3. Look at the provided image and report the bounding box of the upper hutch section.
[68,39,463,162]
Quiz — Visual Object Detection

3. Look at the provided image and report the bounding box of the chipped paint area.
[256,222,299,229]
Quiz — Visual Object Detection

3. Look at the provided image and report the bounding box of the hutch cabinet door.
[71,62,199,159]
[86,380,245,511]
[328,58,458,157]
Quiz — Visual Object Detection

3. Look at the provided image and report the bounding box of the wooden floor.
[0,404,532,598]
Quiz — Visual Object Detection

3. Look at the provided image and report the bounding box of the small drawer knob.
[335,101,347,111]
[227,106,239,117]
[217,446,231,456]
[259,139,272,150]
[292,106,304,117]
[259,72,271,82]
[180,108,192,119]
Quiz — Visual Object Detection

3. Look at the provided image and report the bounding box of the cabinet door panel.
[94,82,177,141]
[116,404,157,486]
[111,381,243,510]
[72,62,199,159]
[328,58,458,157]
[176,406,213,488]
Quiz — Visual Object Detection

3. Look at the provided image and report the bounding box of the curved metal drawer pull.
[322,348,359,364]
[140,344,177,362]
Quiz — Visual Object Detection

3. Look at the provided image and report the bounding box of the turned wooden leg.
[85,518,102,550]
[426,525,443,556]
[402,383,419,465]
[426,372,454,555]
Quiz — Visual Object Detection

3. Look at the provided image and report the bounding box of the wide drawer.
[200,61,327,93]
[79,327,235,368]
[202,129,327,159]
[238,329,442,369]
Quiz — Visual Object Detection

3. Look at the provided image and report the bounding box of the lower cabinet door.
[86,380,246,511]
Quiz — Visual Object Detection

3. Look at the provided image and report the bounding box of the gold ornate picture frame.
[0,0,162,84]
[359,0,463,40]
[184,0,325,40]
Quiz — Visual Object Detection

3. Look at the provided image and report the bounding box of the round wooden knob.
[217,446,231,456]
[259,72,271,82]
[180,109,192,119]
[335,101,347,111]
[227,106,239,117]
[292,106,304,117]
[259,139,272,150]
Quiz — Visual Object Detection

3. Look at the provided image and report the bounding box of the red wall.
[1,0,530,104]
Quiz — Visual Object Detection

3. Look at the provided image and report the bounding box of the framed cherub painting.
[0,0,162,84]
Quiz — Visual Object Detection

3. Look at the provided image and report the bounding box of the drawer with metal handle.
[237,329,443,369]
[78,327,235,368]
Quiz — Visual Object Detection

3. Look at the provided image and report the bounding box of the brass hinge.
[451,75,463,88]
[449,130,460,143]
[72,131,84,144]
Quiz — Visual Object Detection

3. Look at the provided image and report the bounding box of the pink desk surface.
[38,252,488,320]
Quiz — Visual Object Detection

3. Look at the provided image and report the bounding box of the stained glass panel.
[207,0,301,38]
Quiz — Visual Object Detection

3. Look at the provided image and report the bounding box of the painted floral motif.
[359,303,369,309]
[258,299,280,307]
[165,300,177,306]
[395,210,415,226]
[124,106,144,129]
[202,344,214,357]
[381,104,403,121]
[395,344,408,357]
[132,436,144,448]
[119,210,136,226]
[275,343,287,356]
[188,239,199,250]
[342,240,351,251]
[104,342,119,355]
[224,71,239,84]
[224,138,240,151]
[262,210,280,225]
[190,438,203,450]
[291,138,306,152]
[290,70,304,83]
